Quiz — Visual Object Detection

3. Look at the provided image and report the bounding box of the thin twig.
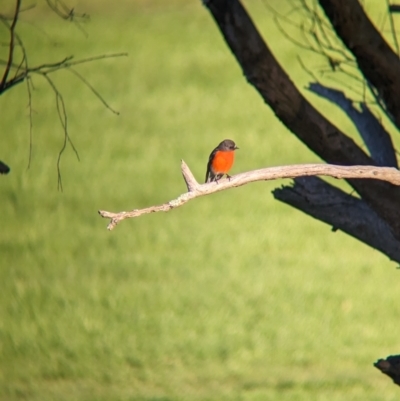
[67,67,120,115]
[41,74,68,190]
[41,73,80,190]
[10,26,33,168]
[40,53,128,74]
[0,53,128,94]
[0,3,126,188]
[0,0,21,89]
[45,0,89,37]
[98,161,400,231]
[0,4,35,20]
[26,76,33,168]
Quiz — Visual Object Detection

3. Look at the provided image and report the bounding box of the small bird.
[205,139,239,183]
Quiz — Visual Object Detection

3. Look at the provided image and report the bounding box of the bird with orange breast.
[205,139,239,183]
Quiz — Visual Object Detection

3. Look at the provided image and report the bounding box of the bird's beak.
[235,146,239,150]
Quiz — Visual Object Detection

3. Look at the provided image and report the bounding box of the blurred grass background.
[1,0,400,400]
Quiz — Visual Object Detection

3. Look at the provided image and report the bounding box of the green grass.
[1,1,399,400]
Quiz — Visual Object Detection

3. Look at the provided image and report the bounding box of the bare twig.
[0,0,20,90]
[0,4,34,20]
[0,2,127,187]
[45,0,88,21]
[34,53,128,74]
[67,67,120,115]
[41,72,80,190]
[0,53,128,91]
[45,0,90,37]
[26,76,33,168]
[98,161,400,230]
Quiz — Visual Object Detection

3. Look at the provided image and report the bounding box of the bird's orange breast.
[211,150,235,173]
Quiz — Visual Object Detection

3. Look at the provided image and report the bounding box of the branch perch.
[98,161,400,230]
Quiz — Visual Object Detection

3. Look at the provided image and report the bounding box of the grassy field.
[1,1,400,400]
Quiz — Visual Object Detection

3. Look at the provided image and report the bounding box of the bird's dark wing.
[0,160,10,175]
[205,146,218,183]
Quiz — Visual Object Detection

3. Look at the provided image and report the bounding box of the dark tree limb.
[389,5,400,13]
[202,0,400,241]
[318,0,400,129]
[273,177,400,263]
[374,355,400,386]
[203,0,368,165]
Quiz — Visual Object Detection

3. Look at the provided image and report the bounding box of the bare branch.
[0,53,128,94]
[98,161,400,230]
[26,76,33,168]
[67,67,120,115]
[34,53,128,74]
[45,0,90,37]
[273,176,400,263]
[45,0,89,21]
[0,4,34,20]
[0,0,21,90]
[41,73,79,190]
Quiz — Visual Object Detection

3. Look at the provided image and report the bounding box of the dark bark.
[374,355,400,386]
[389,5,400,13]
[203,0,400,245]
[318,0,400,129]
[273,177,400,263]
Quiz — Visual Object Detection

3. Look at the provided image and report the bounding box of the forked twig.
[98,161,400,231]
[0,0,21,89]
[0,1,127,187]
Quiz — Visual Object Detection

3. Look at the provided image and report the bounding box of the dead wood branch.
[98,161,400,231]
